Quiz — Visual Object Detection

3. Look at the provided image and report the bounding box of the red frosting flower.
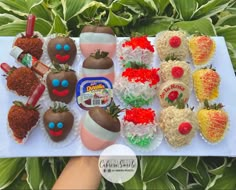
[122,68,160,87]
[124,108,156,124]
[122,36,154,52]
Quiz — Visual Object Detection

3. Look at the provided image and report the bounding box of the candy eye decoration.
[61,80,69,87]
[48,122,55,129]
[64,44,71,51]
[52,79,60,87]
[57,122,64,129]
[55,43,63,51]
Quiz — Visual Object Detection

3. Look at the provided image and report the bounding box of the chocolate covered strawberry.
[8,83,45,143]
[189,34,216,66]
[197,100,229,143]
[14,14,43,59]
[1,62,40,96]
[46,64,77,104]
[47,35,77,65]
[82,50,115,83]
[80,25,116,58]
[80,101,122,150]
[43,103,74,142]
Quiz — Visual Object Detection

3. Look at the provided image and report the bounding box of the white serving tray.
[0,36,236,157]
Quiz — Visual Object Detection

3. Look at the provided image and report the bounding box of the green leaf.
[203,157,228,176]
[131,16,175,36]
[207,160,236,190]
[145,175,175,190]
[181,157,199,174]
[141,156,181,182]
[168,167,189,188]
[192,159,210,187]
[173,18,216,36]
[5,172,30,190]
[187,183,205,190]
[0,0,29,16]
[31,4,52,22]
[193,0,231,19]
[123,162,143,190]
[49,14,67,34]
[169,0,198,20]
[153,0,170,15]
[216,14,236,26]
[216,25,236,48]
[25,158,43,190]
[105,10,133,27]
[0,158,26,189]
[40,158,57,190]
[62,0,97,21]
[117,0,158,16]
[0,13,20,25]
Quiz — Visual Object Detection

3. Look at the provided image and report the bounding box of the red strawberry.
[8,84,45,143]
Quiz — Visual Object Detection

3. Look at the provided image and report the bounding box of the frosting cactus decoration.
[1,63,40,96]
[189,34,216,66]
[114,67,160,107]
[159,101,197,147]
[119,36,154,67]
[14,14,43,59]
[46,64,77,104]
[155,30,189,61]
[197,100,229,143]
[122,107,158,147]
[192,66,220,102]
[7,84,45,143]
[80,101,122,150]
[43,103,74,142]
[160,60,191,87]
[47,35,77,65]
[80,25,116,58]
[82,50,115,83]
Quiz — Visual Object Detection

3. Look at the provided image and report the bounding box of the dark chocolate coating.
[43,108,74,142]
[46,70,77,104]
[88,107,120,132]
[47,37,77,66]
[81,25,115,35]
[83,55,113,69]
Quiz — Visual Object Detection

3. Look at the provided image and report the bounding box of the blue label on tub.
[76,77,113,110]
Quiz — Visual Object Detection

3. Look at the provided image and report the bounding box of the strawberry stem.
[26,83,45,107]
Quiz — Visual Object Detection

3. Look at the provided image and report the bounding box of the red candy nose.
[178,122,192,135]
[0,63,11,73]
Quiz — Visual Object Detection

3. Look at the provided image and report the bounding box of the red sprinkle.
[169,36,181,48]
[178,122,192,135]
[171,66,184,78]
[122,68,160,87]
[122,36,154,52]
[124,108,156,124]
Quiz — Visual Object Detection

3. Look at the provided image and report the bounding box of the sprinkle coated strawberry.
[178,122,192,135]
[169,36,181,48]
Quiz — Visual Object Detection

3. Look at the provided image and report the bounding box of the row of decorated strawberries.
[0,14,228,151]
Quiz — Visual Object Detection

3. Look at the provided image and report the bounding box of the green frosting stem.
[122,95,153,107]
[128,135,153,147]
